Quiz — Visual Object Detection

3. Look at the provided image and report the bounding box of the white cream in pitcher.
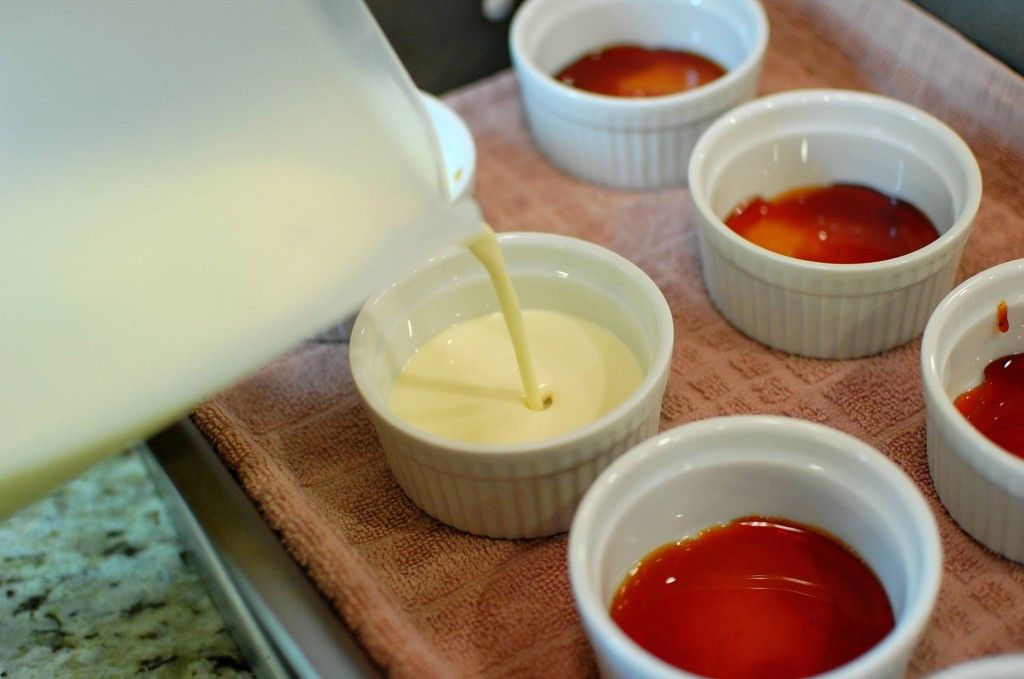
[388,225,644,445]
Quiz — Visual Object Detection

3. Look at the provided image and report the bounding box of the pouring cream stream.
[388,225,645,445]
[467,223,553,411]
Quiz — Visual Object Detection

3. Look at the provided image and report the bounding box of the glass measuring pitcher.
[0,0,481,516]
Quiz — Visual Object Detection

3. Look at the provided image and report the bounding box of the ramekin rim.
[927,653,1024,679]
[919,259,1024,482]
[567,414,942,679]
[687,87,983,276]
[508,0,770,115]
[349,231,675,463]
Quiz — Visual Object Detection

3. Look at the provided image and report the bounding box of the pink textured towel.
[193,1,1024,676]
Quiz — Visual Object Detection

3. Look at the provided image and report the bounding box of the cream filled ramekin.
[349,232,673,538]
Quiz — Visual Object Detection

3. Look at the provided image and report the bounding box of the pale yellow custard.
[388,309,644,445]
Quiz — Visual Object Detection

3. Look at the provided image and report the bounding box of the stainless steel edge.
[142,419,382,679]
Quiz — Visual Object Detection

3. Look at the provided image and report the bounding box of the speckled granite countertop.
[0,445,252,678]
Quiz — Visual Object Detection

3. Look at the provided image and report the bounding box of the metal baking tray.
[143,419,381,679]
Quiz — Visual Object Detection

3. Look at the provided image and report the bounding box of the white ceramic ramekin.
[509,0,768,190]
[921,258,1024,562]
[569,415,942,679]
[349,232,673,538]
[927,654,1024,679]
[688,88,982,359]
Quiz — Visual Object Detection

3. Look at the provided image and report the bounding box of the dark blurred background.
[363,0,1024,95]
[363,0,522,94]
[913,0,1024,75]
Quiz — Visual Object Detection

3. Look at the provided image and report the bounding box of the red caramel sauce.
[955,353,1024,459]
[998,300,1010,333]
[555,44,725,97]
[725,183,940,264]
[610,516,894,679]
